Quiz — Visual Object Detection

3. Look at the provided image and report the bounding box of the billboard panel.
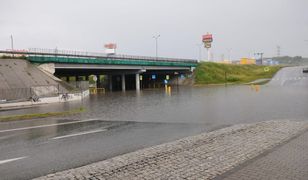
[104,43,117,54]
[202,33,213,43]
[104,43,117,49]
[105,49,116,54]
[204,43,211,48]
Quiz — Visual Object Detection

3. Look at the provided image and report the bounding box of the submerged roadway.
[0,66,307,180]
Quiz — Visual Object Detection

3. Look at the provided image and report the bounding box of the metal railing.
[0,84,74,102]
[0,48,198,63]
[68,81,89,91]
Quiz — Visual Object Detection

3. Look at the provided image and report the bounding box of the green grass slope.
[195,62,281,85]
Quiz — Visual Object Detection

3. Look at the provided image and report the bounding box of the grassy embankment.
[195,62,281,85]
[0,107,85,122]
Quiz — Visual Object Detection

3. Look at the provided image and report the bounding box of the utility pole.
[10,35,14,57]
[196,43,202,62]
[276,45,281,57]
[153,35,160,59]
[228,48,232,61]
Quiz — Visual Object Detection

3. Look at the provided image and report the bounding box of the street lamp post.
[153,35,160,59]
[196,44,202,62]
[10,35,14,57]
[228,48,232,61]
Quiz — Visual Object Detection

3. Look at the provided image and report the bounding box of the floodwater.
[2,83,308,128]
[1,66,308,179]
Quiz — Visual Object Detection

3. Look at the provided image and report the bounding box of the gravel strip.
[34,120,308,180]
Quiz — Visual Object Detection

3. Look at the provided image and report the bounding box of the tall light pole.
[10,35,14,57]
[228,48,232,61]
[10,35,14,50]
[153,34,160,59]
[196,43,202,62]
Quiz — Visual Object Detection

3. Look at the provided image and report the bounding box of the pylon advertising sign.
[202,33,213,61]
[202,33,213,48]
[104,43,117,54]
[202,33,213,43]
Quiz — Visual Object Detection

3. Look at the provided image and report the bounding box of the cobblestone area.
[34,120,308,180]
[222,129,308,180]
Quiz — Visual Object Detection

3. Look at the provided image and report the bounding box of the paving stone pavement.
[220,129,308,180]
[34,120,308,180]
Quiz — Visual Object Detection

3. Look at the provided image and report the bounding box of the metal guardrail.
[0,48,198,63]
[0,84,73,102]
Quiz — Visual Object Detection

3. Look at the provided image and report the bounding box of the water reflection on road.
[1,76,308,179]
[2,84,308,127]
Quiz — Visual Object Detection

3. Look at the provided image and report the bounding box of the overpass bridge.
[0,49,198,91]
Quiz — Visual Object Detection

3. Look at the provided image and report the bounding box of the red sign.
[104,43,117,49]
[202,33,213,43]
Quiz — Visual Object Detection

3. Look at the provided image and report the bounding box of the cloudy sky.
[0,0,307,60]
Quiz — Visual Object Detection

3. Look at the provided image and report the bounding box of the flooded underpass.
[2,84,308,125]
[1,66,308,179]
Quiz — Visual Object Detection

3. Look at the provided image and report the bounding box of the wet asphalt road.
[0,66,307,180]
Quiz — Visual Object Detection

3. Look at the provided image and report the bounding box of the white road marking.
[0,156,27,165]
[0,119,100,133]
[52,129,107,140]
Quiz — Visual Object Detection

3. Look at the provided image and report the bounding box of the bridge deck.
[0,49,198,67]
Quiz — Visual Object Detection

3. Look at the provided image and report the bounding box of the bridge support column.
[121,74,126,92]
[109,75,113,91]
[96,75,101,88]
[135,73,140,91]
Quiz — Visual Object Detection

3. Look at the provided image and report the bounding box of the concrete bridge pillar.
[135,73,140,91]
[121,74,126,92]
[96,75,101,88]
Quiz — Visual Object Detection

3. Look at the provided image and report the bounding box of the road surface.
[0,66,307,180]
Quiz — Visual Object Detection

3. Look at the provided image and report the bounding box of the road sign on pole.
[92,75,97,82]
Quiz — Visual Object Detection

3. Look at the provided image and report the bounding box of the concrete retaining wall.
[0,90,89,110]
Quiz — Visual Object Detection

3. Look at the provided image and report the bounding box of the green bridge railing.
[27,56,197,67]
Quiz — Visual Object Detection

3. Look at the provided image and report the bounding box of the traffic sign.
[92,75,97,82]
